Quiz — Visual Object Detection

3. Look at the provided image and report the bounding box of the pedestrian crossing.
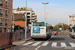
[51,42,57,47]
[21,42,75,48]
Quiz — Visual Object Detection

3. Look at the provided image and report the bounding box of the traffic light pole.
[25,0,27,40]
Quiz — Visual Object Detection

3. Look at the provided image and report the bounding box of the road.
[10,34,75,50]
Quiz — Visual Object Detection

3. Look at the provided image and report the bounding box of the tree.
[15,18,25,21]
[17,7,19,10]
[62,24,70,30]
[53,23,63,31]
[12,23,15,26]
[14,25,24,31]
[21,7,23,10]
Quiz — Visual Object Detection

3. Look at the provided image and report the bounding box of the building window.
[6,1,8,8]
[0,0,3,6]
[5,10,8,16]
[27,13,30,15]
[0,18,1,23]
[8,28,10,32]
[5,19,7,25]
[0,18,2,26]
[27,16,30,18]
[0,9,2,15]
[0,27,2,32]
[5,19,7,23]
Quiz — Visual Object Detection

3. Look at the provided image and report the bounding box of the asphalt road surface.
[10,34,75,50]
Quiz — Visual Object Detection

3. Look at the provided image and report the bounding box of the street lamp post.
[42,2,49,22]
[46,13,49,22]
[25,0,27,40]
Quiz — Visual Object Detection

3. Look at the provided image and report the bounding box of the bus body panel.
[31,26,47,38]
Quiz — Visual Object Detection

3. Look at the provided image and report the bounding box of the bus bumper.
[31,36,47,39]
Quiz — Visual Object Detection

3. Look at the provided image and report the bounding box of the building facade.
[13,8,37,24]
[69,14,75,25]
[0,0,12,33]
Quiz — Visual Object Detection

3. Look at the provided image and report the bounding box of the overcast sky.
[13,0,75,25]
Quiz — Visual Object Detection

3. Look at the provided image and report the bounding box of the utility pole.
[42,2,49,22]
[25,0,27,40]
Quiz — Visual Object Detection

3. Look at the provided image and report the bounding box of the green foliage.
[58,24,62,28]
[17,7,26,11]
[15,18,25,21]
[14,25,24,31]
[12,23,15,26]
[53,23,63,31]
[21,7,23,10]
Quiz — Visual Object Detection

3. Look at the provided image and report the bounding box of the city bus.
[31,22,52,39]
[69,25,75,38]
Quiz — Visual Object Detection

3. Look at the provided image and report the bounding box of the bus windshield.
[33,22,45,26]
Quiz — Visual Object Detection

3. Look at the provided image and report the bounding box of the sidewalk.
[12,38,31,46]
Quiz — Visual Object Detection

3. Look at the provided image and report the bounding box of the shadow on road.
[49,37,65,41]
[32,38,49,41]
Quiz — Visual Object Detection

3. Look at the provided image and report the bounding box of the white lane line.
[69,43,75,47]
[42,42,49,46]
[51,42,57,47]
[32,42,41,46]
[22,42,33,46]
[61,42,67,47]
[35,46,41,50]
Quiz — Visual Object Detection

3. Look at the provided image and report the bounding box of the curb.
[12,38,32,46]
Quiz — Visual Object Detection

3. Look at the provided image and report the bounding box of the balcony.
[5,23,7,26]
[0,23,2,26]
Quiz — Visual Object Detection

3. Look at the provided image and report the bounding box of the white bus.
[31,22,52,39]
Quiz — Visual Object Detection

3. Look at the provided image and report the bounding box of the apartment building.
[0,0,12,33]
[13,8,37,24]
[69,14,75,25]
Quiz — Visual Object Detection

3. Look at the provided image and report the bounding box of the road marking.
[35,35,54,50]
[69,43,75,47]
[22,42,33,46]
[32,42,41,46]
[42,42,49,46]
[35,46,41,50]
[61,42,67,47]
[51,42,57,47]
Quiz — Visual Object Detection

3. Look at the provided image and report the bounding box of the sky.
[13,0,75,25]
